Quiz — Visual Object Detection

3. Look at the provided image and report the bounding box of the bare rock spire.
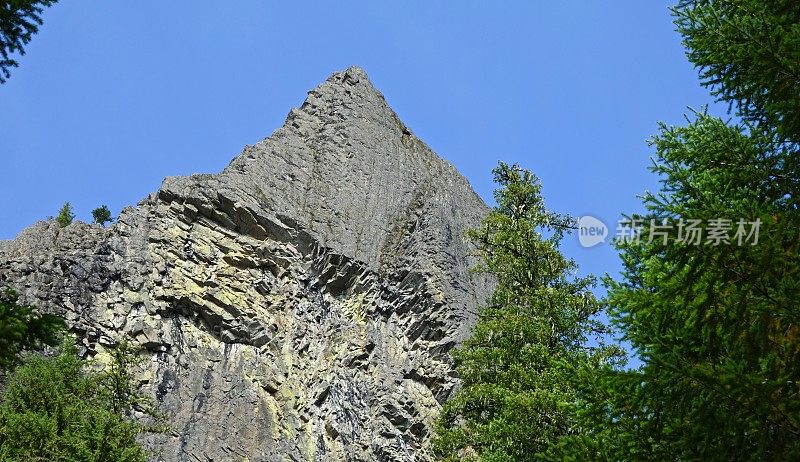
[0,67,491,462]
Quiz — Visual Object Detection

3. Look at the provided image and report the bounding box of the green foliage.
[557,112,800,460]
[55,201,74,228]
[433,163,618,461]
[99,342,159,420]
[675,0,800,142]
[0,287,64,371]
[92,205,112,227]
[558,1,800,458]
[0,0,58,84]
[0,341,159,461]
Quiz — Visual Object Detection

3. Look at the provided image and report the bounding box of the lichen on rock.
[0,67,492,462]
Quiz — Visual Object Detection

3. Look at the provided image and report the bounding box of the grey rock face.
[0,67,491,462]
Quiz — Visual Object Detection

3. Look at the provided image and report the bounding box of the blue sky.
[1,1,724,285]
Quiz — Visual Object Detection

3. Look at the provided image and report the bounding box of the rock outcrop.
[0,67,491,462]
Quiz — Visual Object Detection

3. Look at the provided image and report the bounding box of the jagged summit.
[1,68,492,462]
[164,66,484,271]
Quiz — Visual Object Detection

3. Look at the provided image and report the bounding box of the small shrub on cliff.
[92,205,113,226]
[55,201,75,228]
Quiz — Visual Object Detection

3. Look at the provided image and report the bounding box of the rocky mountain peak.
[0,68,492,461]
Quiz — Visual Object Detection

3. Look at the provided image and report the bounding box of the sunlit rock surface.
[0,67,491,462]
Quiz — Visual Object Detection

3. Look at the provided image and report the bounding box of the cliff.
[0,67,491,462]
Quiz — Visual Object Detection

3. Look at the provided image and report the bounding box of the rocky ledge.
[0,67,491,462]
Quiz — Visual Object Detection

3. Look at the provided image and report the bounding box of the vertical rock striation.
[0,67,492,462]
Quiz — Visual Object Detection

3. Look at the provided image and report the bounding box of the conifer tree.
[55,201,74,228]
[0,287,63,371]
[433,163,616,461]
[0,0,58,83]
[559,2,800,460]
[0,341,161,461]
[676,0,800,142]
[92,205,112,227]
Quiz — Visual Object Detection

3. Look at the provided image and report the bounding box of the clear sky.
[1,1,724,286]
